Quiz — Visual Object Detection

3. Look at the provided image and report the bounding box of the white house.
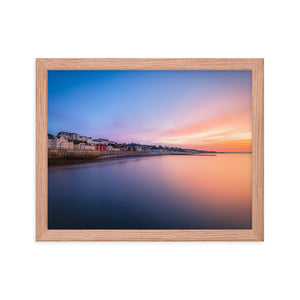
[74,143,95,150]
[70,133,80,140]
[79,136,89,142]
[48,134,57,149]
[58,131,80,141]
[48,134,73,149]
[56,136,73,149]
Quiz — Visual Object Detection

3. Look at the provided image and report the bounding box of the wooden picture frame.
[36,58,264,241]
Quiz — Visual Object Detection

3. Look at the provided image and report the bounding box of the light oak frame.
[36,58,264,241]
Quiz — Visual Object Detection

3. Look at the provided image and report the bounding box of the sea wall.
[48,149,126,160]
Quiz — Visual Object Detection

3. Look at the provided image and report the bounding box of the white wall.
[1,1,300,300]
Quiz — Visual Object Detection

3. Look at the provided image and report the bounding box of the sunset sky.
[48,70,252,152]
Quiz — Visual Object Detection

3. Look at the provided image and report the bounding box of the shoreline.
[48,152,217,166]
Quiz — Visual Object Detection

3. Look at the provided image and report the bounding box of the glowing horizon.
[48,70,252,152]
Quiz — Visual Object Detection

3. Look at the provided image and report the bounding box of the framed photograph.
[36,58,264,241]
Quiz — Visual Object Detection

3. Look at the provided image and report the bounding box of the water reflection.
[48,154,252,229]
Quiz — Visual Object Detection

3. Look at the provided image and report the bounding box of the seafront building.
[48,132,112,151]
[48,134,56,149]
[48,131,190,153]
[48,134,73,150]
[73,143,95,151]
[58,131,80,140]
[94,144,107,151]
[92,138,109,145]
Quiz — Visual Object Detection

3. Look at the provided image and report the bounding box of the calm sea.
[48,154,252,229]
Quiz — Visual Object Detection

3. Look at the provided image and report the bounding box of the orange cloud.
[157,108,252,152]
